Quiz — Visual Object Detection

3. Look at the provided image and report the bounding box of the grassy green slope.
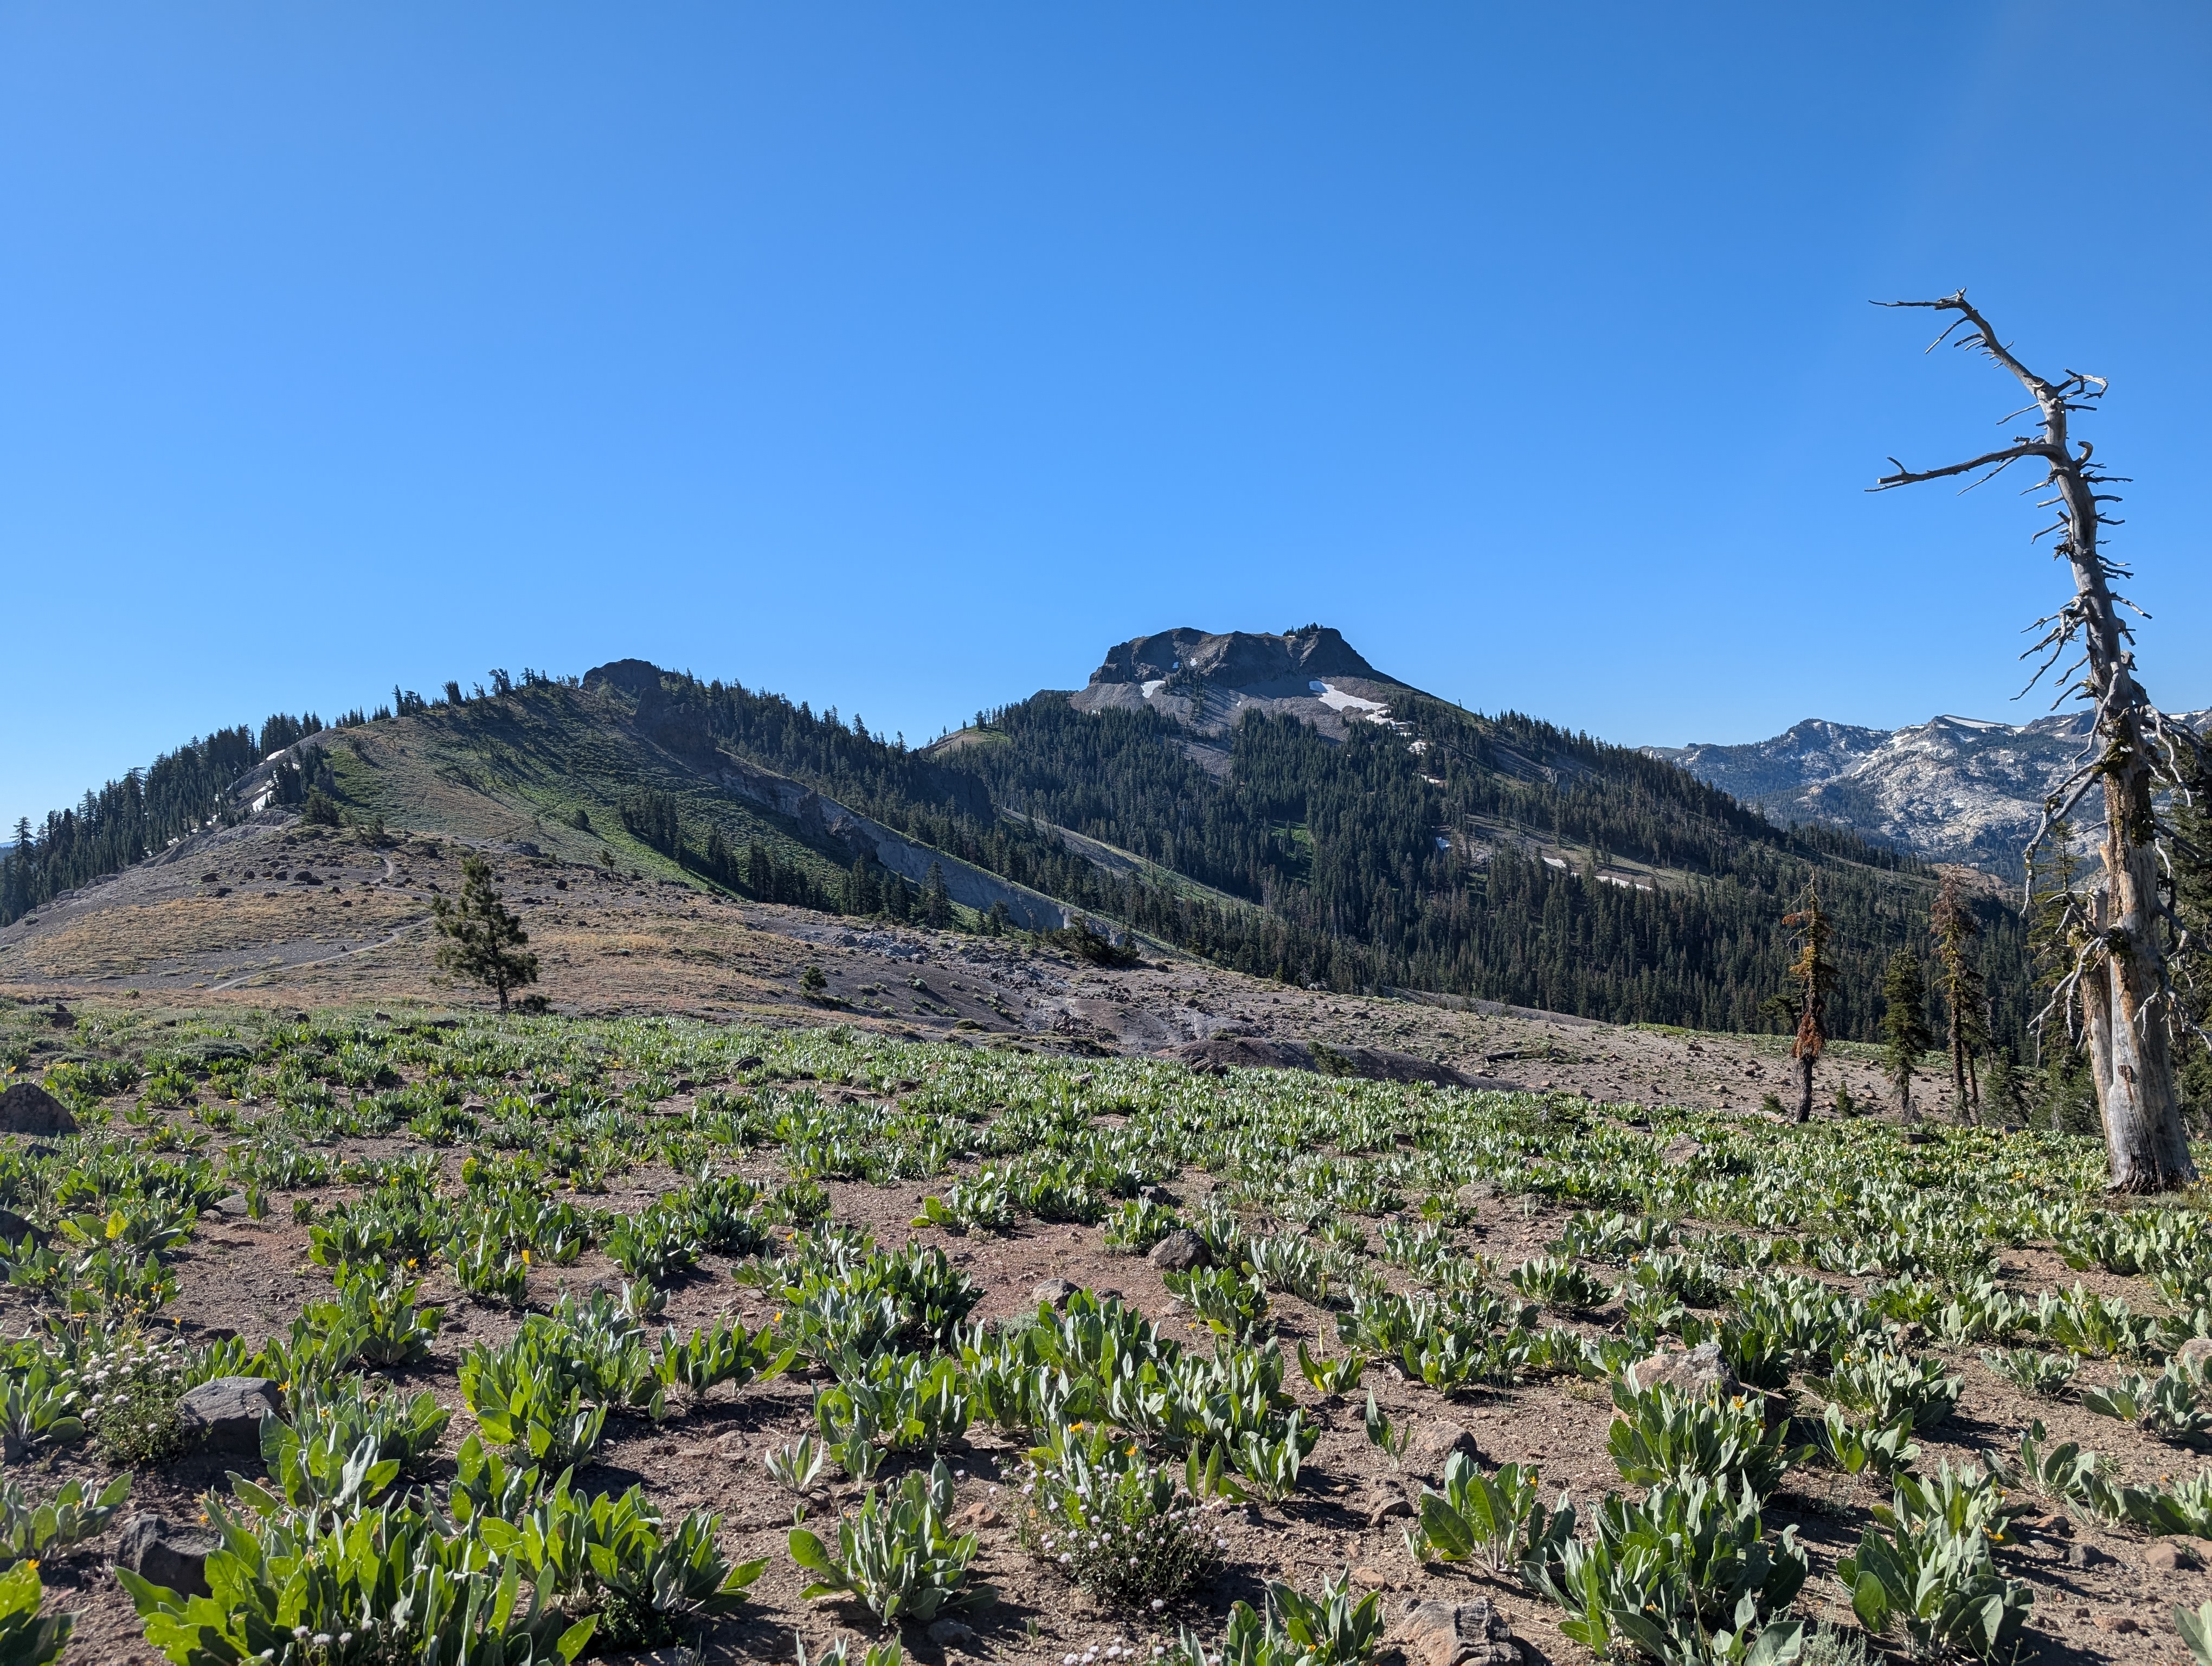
[319,684,854,895]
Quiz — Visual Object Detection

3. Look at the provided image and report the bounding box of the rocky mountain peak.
[1070,626,1410,741]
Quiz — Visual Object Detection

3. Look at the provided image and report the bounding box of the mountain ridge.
[1648,707,2211,874]
[1,628,2034,1046]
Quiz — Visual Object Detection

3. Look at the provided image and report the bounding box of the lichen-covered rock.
[1398,1596,1521,1666]
[1630,1340,1739,1400]
[178,1376,283,1454]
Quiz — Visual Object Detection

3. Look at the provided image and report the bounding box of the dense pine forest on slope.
[3,658,2032,1049]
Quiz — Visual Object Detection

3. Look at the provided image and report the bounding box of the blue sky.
[5,4,2210,828]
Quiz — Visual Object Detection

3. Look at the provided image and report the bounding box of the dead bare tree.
[1873,291,2198,1190]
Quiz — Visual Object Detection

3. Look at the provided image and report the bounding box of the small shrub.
[1016,1424,1225,1612]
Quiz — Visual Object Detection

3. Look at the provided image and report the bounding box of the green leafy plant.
[1410,1451,1557,1574]
[1105,1196,1183,1254]
[914,1169,1016,1234]
[1510,1254,1611,1311]
[1978,1348,2075,1398]
[765,1435,827,1497]
[0,1560,68,1665]
[448,1229,532,1309]
[1808,1405,1918,1481]
[1804,1347,1960,1433]
[1525,1477,1805,1666]
[2178,1599,2212,1666]
[655,1316,794,1402]
[1165,1266,1271,1342]
[2081,1364,2212,1442]
[301,1261,442,1367]
[1606,1379,1801,1498]
[1363,1391,1411,1469]
[1296,1341,1363,1397]
[121,1495,595,1666]
[787,1458,992,1625]
[281,1377,451,1479]
[0,1470,130,1565]
[606,1210,706,1285]
[1835,1465,2032,1663]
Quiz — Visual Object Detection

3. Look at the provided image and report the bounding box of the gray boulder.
[926,1617,981,1651]
[1031,1278,1078,1309]
[0,1084,75,1137]
[178,1376,284,1454]
[1630,1341,1739,1400]
[1398,1597,1521,1666]
[1148,1229,1211,1272]
[1400,1419,1484,1507]
[115,1514,221,1597]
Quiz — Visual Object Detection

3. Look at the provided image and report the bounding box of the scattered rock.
[1630,1341,1739,1400]
[1366,1490,1415,1527]
[1031,1278,1078,1309]
[2144,1538,2198,1572]
[114,1514,221,1597]
[732,1055,766,1072]
[2065,1541,2109,1570]
[1149,1229,1212,1272]
[1351,1566,1393,1589]
[714,1433,748,1462]
[2093,1614,2143,1636]
[1397,1595,1521,1666]
[178,1376,283,1454]
[1659,1135,1701,1164]
[1400,1421,1484,1505]
[0,1083,75,1137]
[213,1194,251,1218]
[925,1617,979,1651]
[948,1502,1001,1533]
[2177,1336,2212,1378]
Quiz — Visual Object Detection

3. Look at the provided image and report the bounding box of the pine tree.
[1779,883,1837,1124]
[432,854,540,1014]
[1880,949,1934,1121]
[922,861,953,928]
[1929,870,1991,1120]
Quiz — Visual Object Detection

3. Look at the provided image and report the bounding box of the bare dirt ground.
[0,819,1950,1120]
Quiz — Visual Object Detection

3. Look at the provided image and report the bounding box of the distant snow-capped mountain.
[1647,710,2206,874]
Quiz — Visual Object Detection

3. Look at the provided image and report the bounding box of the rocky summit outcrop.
[1070,626,1412,741]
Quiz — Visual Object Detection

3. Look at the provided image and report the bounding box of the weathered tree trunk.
[1795,1052,1815,1124]
[2084,805,2196,1185]
[1876,293,2198,1190]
